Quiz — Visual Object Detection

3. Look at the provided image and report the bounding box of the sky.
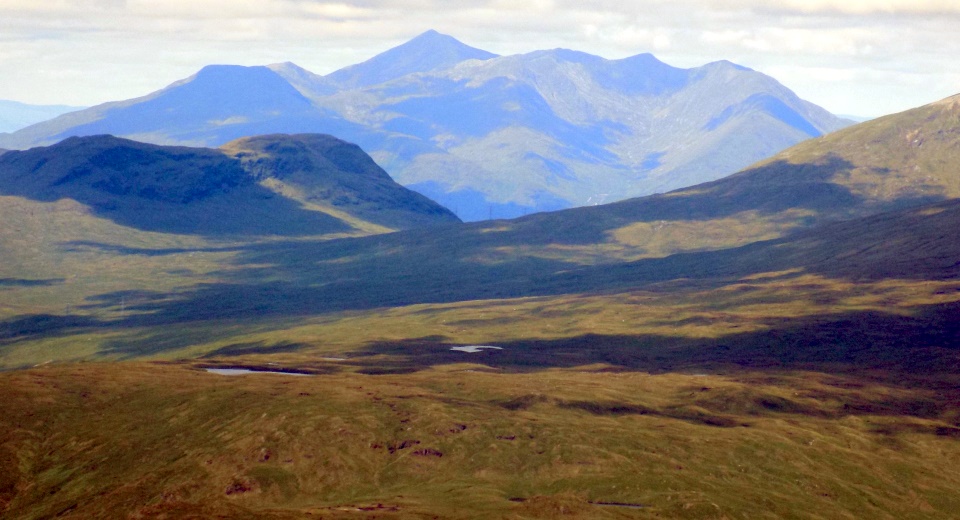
[0,0,958,118]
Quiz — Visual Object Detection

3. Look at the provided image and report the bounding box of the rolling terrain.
[0,96,959,518]
[0,31,850,220]
[1,94,957,359]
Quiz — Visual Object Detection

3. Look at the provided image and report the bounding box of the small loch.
[450,346,503,353]
[205,368,313,376]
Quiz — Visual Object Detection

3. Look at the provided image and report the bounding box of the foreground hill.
[2,202,960,518]
[0,133,457,238]
[0,31,850,220]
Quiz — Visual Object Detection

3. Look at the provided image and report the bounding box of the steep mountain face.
[0,100,83,134]
[0,31,850,221]
[0,134,458,237]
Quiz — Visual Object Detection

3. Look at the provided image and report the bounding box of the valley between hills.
[1,70,960,518]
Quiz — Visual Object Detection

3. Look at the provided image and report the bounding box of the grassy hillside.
[2,361,960,519]
[1,98,959,518]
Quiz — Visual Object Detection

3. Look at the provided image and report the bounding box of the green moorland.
[1,96,960,518]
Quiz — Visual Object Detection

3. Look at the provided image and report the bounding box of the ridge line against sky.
[1,0,958,118]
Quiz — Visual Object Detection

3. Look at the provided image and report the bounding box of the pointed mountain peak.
[173,64,296,93]
[409,29,445,41]
[326,30,498,89]
[392,29,492,54]
[616,52,668,67]
[700,59,753,72]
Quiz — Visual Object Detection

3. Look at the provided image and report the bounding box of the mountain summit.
[326,30,498,89]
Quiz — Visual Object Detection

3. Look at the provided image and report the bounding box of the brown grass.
[2,362,960,518]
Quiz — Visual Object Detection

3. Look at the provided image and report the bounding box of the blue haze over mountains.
[0,100,84,134]
[0,30,850,221]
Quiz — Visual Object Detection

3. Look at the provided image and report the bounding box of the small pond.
[450,345,503,353]
[205,368,313,376]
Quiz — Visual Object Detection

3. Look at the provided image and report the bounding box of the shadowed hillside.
[0,134,457,238]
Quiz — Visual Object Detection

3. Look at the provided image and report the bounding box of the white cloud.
[752,0,960,15]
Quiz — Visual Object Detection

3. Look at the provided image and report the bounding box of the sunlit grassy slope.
[2,362,960,519]
[1,97,960,518]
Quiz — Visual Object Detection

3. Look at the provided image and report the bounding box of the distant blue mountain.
[0,100,83,133]
[0,31,851,221]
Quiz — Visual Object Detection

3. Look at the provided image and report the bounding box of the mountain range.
[0,30,850,220]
